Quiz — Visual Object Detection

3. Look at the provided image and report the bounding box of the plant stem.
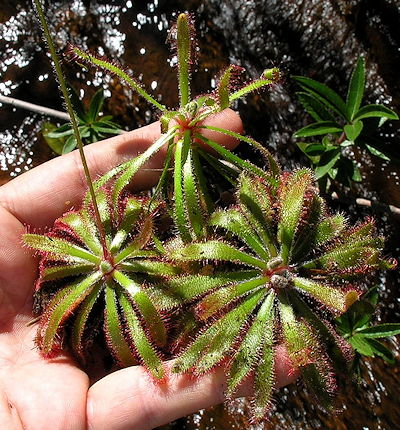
[33,0,109,257]
[0,95,70,120]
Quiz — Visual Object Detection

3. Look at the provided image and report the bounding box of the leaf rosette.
[155,168,395,419]
[24,189,179,379]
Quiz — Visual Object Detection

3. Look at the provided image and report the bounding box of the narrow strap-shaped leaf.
[88,88,105,121]
[209,209,269,261]
[110,197,143,253]
[356,323,400,339]
[149,142,174,205]
[120,260,181,276]
[183,148,207,239]
[197,149,238,185]
[95,189,113,245]
[227,291,275,396]
[277,169,314,264]
[292,76,347,119]
[196,276,266,320]
[69,45,166,111]
[217,66,233,109]
[114,217,154,264]
[314,214,346,246]
[353,104,398,121]
[169,240,267,269]
[173,289,265,374]
[346,57,365,121]
[191,148,214,213]
[71,283,103,361]
[24,234,101,264]
[293,277,358,315]
[198,125,281,178]
[148,270,259,310]
[41,262,95,281]
[113,270,167,347]
[293,121,342,138]
[118,290,164,379]
[301,361,335,411]
[104,285,137,366]
[296,92,336,122]
[112,127,177,207]
[57,210,102,254]
[176,13,191,107]
[195,134,270,180]
[38,271,102,355]
[238,174,277,258]
[173,134,193,242]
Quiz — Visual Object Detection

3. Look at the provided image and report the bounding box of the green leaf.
[346,57,365,120]
[353,104,399,121]
[296,92,336,122]
[299,143,327,157]
[62,135,77,154]
[344,121,363,141]
[104,286,137,367]
[348,334,375,356]
[42,122,65,155]
[118,290,164,379]
[365,144,390,161]
[292,76,348,119]
[365,338,395,364]
[88,88,105,121]
[356,323,400,339]
[314,149,341,179]
[294,121,342,138]
[177,13,191,107]
[170,240,267,269]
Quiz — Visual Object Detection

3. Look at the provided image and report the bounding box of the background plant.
[293,57,398,192]
[42,87,120,154]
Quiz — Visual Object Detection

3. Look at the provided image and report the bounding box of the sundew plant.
[24,2,399,422]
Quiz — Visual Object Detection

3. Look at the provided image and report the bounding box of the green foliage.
[42,87,120,154]
[24,192,179,379]
[67,12,281,242]
[293,57,398,191]
[336,286,400,373]
[28,7,399,422]
[167,169,394,418]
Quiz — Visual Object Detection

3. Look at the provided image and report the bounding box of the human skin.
[0,109,297,430]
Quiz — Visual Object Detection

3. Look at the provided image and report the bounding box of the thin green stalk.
[33,0,108,257]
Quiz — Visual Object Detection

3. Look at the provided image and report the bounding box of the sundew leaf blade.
[112,127,177,207]
[71,283,103,360]
[23,234,101,264]
[113,270,167,347]
[118,291,164,379]
[169,240,267,269]
[148,270,259,310]
[39,271,102,355]
[104,285,137,367]
[41,262,95,281]
[195,134,270,180]
[174,134,193,242]
[209,209,269,261]
[120,260,181,276]
[173,289,265,374]
[196,276,267,320]
[227,291,275,396]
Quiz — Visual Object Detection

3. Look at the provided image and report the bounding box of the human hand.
[0,110,297,430]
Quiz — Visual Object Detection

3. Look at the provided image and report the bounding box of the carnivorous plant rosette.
[156,168,395,419]
[23,189,179,379]
[66,13,281,242]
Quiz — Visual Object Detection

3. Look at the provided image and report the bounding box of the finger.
[0,109,243,228]
[87,345,298,430]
